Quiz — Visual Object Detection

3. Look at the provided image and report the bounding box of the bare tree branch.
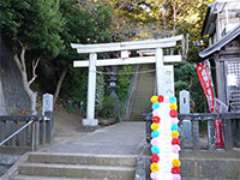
[20,47,27,73]
[28,57,40,86]
[13,54,22,71]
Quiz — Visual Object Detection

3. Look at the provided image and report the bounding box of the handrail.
[0,120,34,146]
[178,112,240,121]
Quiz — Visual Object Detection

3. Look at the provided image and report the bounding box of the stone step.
[181,151,240,180]
[27,152,136,167]
[0,153,20,176]
[12,175,102,180]
[18,163,135,180]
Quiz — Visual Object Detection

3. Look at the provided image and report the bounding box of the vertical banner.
[195,61,215,112]
[195,60,224,148]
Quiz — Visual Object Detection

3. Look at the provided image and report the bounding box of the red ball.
[158,95,164,102]
[170,110,178,118]
[152,116,161,123]
[171,167,181,174]
[172,138,180,145]
[151,154,160,163]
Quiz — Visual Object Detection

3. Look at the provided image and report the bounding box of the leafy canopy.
[0,0,64,57]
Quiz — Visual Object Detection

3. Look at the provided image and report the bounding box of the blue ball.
[151,131,159,138]
[152,103,160,110]
[169,96,177,103]
[151,146,160,154]
[171,124,179,131]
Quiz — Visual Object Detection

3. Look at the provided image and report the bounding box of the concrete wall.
[0,35,30,114]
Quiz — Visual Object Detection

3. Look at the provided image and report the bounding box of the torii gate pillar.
[84,53,98,126]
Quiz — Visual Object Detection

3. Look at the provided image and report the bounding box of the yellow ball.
[170,103,177,110]
[171,131,180,138]
[151,123,160,131]
[150,163,159,172]
[151,96,158,103]
[172,159,181,167]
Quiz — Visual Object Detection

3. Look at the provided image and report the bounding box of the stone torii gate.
[71,35,184,127]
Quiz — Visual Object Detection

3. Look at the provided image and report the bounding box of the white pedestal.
[82,118,98,127]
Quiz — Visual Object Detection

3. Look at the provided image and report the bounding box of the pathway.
[41,122,145,155]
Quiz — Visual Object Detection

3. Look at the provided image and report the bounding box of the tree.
[53,0,113,104]
[0,0,64,114]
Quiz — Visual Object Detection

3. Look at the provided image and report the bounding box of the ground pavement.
[41,122,146,155]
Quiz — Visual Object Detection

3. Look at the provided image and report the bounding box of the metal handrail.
[0,120,34,146]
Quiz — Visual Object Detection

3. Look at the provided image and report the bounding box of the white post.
[164,65,175,96]
[155,48,164,95]
[83,53,98,126]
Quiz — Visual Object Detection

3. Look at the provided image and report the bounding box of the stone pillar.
[179,90,193,148]
[155,48,164,95]
[83,53,98,127]
[42,93,54,143]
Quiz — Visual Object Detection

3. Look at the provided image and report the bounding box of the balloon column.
[150,95,181,180]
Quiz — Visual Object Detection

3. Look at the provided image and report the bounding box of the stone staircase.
[7,152,137,180]
[129,65,155,121]
[0,154,20,176]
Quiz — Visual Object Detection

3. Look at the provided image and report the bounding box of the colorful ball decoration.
[171,124,179,131]
[171,131,180,138]
[151,154,160,163]
[150,95,181,180]
[172,138,180,145]
[171,167,181,174]
[170,103,177,110]
[151,131,160,138]
[172,159,181,168]
[152,110,161,117]
[170,109,178,117]
[152,116,161,123]
[172,145,181,153]
[152,103,161,110]
[158,95,164,102]
[151,146,160,154]
[151,163,159,172]
[172,167,181,174]
[151,96,159,103]
[151,123,160,131]
[172,174,181,180]
[169,96,177,103]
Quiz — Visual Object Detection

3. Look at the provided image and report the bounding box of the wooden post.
[179,90,193,148]
[223,119,233,150]
[83,53,98,126]
[42,93,54,144]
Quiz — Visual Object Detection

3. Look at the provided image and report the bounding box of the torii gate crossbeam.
[71,35,184,127]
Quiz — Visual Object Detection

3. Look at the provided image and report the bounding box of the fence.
[179,90,240,151]
[179,112,240,150]
[0,94,54,152]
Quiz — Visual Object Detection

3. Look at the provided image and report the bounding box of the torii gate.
[71,35,184,127]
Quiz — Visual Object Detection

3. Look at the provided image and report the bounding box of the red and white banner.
[195,60,224,148]
[195,60,215,113]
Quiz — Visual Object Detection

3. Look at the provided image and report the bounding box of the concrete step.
[27,152,136,167]
[18,163,135,179]
[0,154,20,176]
[12,175,102,180]
[181,151,240,180]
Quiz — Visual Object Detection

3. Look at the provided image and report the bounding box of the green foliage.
[62,68,88,107]
[0,0,64,56]
[58,1,114,110]
[97,96,117,119]
[96,72,105,112]
[116,66,134,101]
[175,63,206,112]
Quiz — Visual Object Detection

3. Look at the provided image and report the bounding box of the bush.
[97,96,117,119]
